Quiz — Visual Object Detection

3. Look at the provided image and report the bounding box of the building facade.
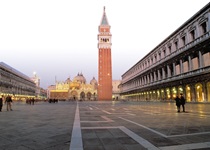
[0,62,36,100]
[112,80,121,100]
[98,7,112,100]
[121,3,210,102]
[48,73,98,100]
[31,73,47,99]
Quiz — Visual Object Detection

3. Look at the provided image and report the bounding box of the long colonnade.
[121,3,210,102]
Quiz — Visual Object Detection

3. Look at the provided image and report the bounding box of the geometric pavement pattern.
[0,101,210,150]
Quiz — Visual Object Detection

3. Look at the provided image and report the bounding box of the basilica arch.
[70,90,78,100]
[80,92,85,100]
[87,92,92,100]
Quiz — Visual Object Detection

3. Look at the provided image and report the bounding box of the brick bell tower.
[97,7,112,100]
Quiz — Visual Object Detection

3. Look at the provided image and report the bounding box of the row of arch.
[69,91,96,100]
[124,82,210,102]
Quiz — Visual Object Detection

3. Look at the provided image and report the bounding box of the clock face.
[103,29,106,32]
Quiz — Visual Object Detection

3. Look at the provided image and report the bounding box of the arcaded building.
[97,7,112,100]
[121,3,210,102]
[0,62,36,100]
[49,73,98,100]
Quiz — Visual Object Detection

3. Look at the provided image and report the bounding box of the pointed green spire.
[101,6,109,25]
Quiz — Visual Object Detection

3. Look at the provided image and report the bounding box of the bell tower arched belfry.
[97,7,112,100]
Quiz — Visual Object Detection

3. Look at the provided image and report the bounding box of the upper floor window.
[174,41,178,50]
[200,22,207,35]
[163,50,166,57]
[190,30,195,41]
[168,46,171,54]
[158,52,161,60]
[181,36,186,46]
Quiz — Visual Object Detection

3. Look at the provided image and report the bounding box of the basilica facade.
[49,73,98,100]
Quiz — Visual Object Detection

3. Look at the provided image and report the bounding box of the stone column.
[167,65,171,78]
[154,72,157,82]
[145,76,147,85]
[183,85,186,98]
[208,13,210,31]
[162,67,165,79]
[147,75,150,84]
[173,63,176,76]
[162,88,166,100]
[194,23,200,39]
[186,32,189,44]
[188,55,193,71]
[140,78,142,86]
[180,59,183,74]
[202,82,207,102]
[158,69,161,80]
[190,84,196,102]
[150,73,153,83]
[198,51,204,68]
[170,87,174,100]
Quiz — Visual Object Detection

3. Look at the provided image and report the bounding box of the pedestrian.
[0,95,3,112]
[180,93,186,112]
[32,98,35,105]
[174,95,181,112]
[5,95,13,111]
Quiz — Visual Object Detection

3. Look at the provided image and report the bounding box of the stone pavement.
[0,101,210,150]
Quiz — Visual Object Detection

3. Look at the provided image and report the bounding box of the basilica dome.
[90,77,98,90]
[90,77,97,85]
[65,77,71,84]
[73,73,86,84]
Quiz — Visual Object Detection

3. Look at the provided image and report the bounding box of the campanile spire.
[97,7,112,100]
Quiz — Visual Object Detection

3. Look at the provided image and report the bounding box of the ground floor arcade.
[122,78,210,102]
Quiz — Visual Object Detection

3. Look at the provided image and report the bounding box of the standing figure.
[175,95,181,112]
[180,94,186,112]
[32,98,35,105]
[0,95,3,112]
[5,95,13,111]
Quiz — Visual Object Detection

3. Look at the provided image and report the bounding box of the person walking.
[5,95,13,111]
[0,95,3,112]
[180,93,186,112]
[175,95,181,112]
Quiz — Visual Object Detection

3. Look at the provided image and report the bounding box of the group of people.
[26,98,35,105]
[175,93,186,112]
[0,95,13,112]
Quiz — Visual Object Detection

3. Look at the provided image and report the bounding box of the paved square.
[0,101,210,150]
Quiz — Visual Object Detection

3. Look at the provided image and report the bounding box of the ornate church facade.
[49,73,98,100]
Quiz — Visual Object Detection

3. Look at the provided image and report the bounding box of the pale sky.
[0,0,209,89]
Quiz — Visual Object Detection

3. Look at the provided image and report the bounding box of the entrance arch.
[195,83,203,102]
[207,82,210,102]
[172,87,177,99]
[87,92,92,100]
[178,86,183,95]
[80,92,85,100]
[166,88,170,100]
[186,85,191,102]
[70,90,78,100]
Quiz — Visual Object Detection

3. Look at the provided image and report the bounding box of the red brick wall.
[98,48,112,100]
